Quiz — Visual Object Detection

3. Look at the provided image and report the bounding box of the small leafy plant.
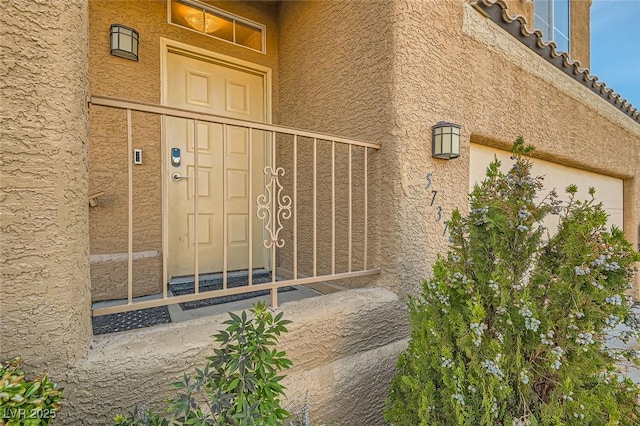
[0,357,64,426]
[115,301,293,425]
[386,138,640,425]
[113,406,168,426]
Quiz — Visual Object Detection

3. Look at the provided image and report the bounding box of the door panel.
[166,51,267,277]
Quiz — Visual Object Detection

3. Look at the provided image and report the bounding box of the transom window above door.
[168,0,265,53]
[534,0,570,54]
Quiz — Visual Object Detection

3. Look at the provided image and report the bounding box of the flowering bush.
[385,138,640,425]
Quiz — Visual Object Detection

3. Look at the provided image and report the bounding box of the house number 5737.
[426,172,449,238]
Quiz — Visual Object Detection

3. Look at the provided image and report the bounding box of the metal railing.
[89,95,380,316]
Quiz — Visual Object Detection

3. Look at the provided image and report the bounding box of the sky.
[590,0,640,108]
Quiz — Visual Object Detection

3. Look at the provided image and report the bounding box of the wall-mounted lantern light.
[110,24,139,61]
[432,121,461,160]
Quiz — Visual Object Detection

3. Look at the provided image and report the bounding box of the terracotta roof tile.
[471,0,640,124]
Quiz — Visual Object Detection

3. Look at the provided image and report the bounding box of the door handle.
[171,172,191,182]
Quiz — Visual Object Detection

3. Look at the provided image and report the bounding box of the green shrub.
[0,357,64,426]
[385,138,640,425]
[115,301,292,425]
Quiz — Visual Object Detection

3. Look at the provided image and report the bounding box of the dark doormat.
[91,274,296,335]
[92,306,171,335]
[172,275,297,311]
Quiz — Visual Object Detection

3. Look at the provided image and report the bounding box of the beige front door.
[166,50,267,277]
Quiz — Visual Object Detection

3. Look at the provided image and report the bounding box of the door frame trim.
[159,38,273,279]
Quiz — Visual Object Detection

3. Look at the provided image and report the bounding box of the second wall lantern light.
[432,121,461,159]
[110,24,139,61]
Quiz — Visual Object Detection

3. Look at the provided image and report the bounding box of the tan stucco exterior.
[1,0,93,368]
[2,0,639,424]
[279,0,636,299]
[61,288,408,423]
[570,0,591,68]
[276,0,392,286]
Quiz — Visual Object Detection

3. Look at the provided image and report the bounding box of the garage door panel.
[607,209,624,230]
[470,144,623,231]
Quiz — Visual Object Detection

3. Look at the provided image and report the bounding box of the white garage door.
[470,144,623,233]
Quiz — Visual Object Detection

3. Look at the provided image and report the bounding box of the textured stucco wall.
[0,0,92,367]
[5,1,638,424]
[89,0,278,103]
[277,0,394,291]
[89,108,165,300]
[388,0,637,293]
[59,288,408,425]
[278,0,639,300]
[570,0,591,68]
[389,0,638,293]
[88,0,279,300]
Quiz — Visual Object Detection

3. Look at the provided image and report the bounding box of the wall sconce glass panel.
[432,122,461,159]
[110,24,139,61]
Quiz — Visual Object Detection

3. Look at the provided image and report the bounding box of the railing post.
[271,130,278,308]
[161,115,169,299]
[332,141,335,275]
[293,135,298,280]
[364,147,368,270]
[348,144,352,273]
[222,123,228,291]
[313,138,317,277]
[248,127,253,286]
[194,120,200,294]
[127,109,133,305]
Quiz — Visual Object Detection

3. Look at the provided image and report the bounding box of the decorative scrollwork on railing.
[256,166,292,248]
